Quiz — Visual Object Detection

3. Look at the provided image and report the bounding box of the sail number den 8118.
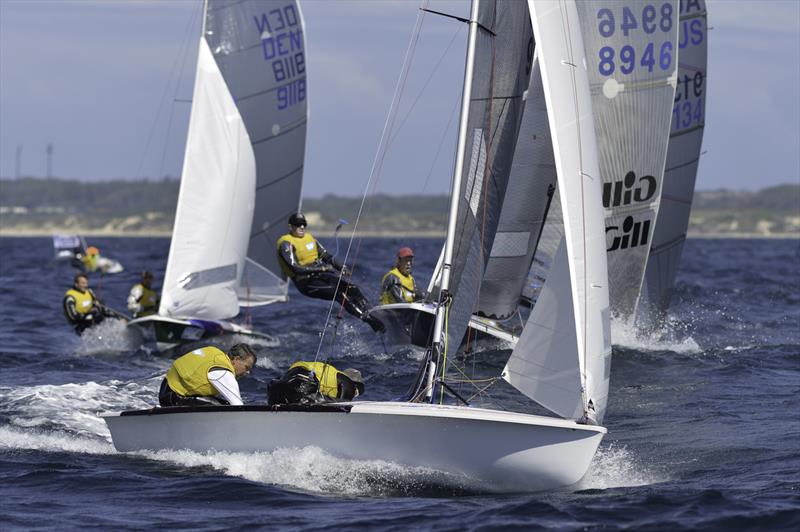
[254,4,306,110]
[595,3,676,77]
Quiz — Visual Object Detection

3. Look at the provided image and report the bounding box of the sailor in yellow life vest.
[276,212,385,333]
[76,246,100,272]
[380,246,426,305]
[63,273,123,335]
[267,360,365,405]
[127,270,159,318]
[159,344,257,407]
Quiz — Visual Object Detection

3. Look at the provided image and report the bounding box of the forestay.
[206,0,308,306]
[639,0,708,323]
[439,0,534,350]
[160,38,256,320]
[476,52,558,321]
[575,0,679,319]
[504,0,612,424]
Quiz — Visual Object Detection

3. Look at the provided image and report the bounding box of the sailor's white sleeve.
[207,369,243,406]
[127,286,143,313]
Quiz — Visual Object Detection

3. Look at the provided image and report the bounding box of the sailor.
[380,246,426,304]
[76,246,100,272]
[62,273,122,335]
[159,344,257,407]
[127,270,159,318]
[267,360,364,405]
[276,212,385,333]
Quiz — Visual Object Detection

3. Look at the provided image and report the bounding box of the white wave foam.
[611,315,701,354]
[0,379,157,439]
[577,442,665,490]
[0,425,114,455]
[138,445,462,496]
[75,319,140,356]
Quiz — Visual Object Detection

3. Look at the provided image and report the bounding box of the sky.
[0,0,798,198]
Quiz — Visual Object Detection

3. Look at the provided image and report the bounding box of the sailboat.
[637,0,708,326]
[104,0,612,492]
[128,0,308,352]
[376,0,682,347]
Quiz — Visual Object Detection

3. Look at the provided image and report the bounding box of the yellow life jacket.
[289,361,343,400]
[276,232,319,278]
[166,346,235,398]
[134,283,158,317]
[380,267,417,304]
[65,288,95,316]
[81,254,98,272]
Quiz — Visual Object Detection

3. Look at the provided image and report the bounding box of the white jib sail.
[505,0,612,424]
[159,38,256,320]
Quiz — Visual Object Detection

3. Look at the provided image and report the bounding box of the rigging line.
[157,4,202,180]
[421,94,461,194]
[386,22,464,148]
[314,1,430,359]
[134,1,202,180]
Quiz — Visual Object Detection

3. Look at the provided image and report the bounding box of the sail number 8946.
[596,3,676,77]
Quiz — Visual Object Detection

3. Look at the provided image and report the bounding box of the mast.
[427,0,481,402]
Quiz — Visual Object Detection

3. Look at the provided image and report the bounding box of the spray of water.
[577,442,665,490]
[611,314,701,354]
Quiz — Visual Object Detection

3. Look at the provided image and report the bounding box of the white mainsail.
[160,0,308,320]
[639,0,708,323]
[504,0,612,424]
[160,38,256,320]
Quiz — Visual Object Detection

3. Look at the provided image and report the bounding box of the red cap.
[397,247,414,258]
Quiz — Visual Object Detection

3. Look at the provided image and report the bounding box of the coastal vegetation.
[0,177,797,237]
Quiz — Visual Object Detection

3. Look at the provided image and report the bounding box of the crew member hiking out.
[276,212,385,333]
[62,273,123,335]
[159,344,257,407]
[380,246,426,304]
[127,270,159,318]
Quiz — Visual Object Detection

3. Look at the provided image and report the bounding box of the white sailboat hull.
[103,401,603,492]
[370,302,519,349]
[127,315,278,353]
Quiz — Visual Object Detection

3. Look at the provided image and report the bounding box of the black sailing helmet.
[288,212,307,227]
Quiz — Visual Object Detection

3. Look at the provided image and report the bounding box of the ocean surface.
[1,236,798,530]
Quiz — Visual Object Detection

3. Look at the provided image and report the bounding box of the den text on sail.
[254,4,305,110]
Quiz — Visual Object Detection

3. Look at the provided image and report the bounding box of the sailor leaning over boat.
[276,212,385,333]
[158,344,256,407]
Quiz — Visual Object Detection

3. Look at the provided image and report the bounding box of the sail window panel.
[489,231,531,258]
[464,128,488,218]
[177,264,238,290]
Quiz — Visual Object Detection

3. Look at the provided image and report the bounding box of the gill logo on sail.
[603,171,656,208]
[606,215,651,252]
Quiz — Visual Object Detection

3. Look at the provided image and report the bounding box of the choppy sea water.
[0,236,798,530]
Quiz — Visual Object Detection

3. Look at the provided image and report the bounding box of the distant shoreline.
[1,228,798,239]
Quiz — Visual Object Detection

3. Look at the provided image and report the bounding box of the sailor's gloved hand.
[340,265,350,277]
